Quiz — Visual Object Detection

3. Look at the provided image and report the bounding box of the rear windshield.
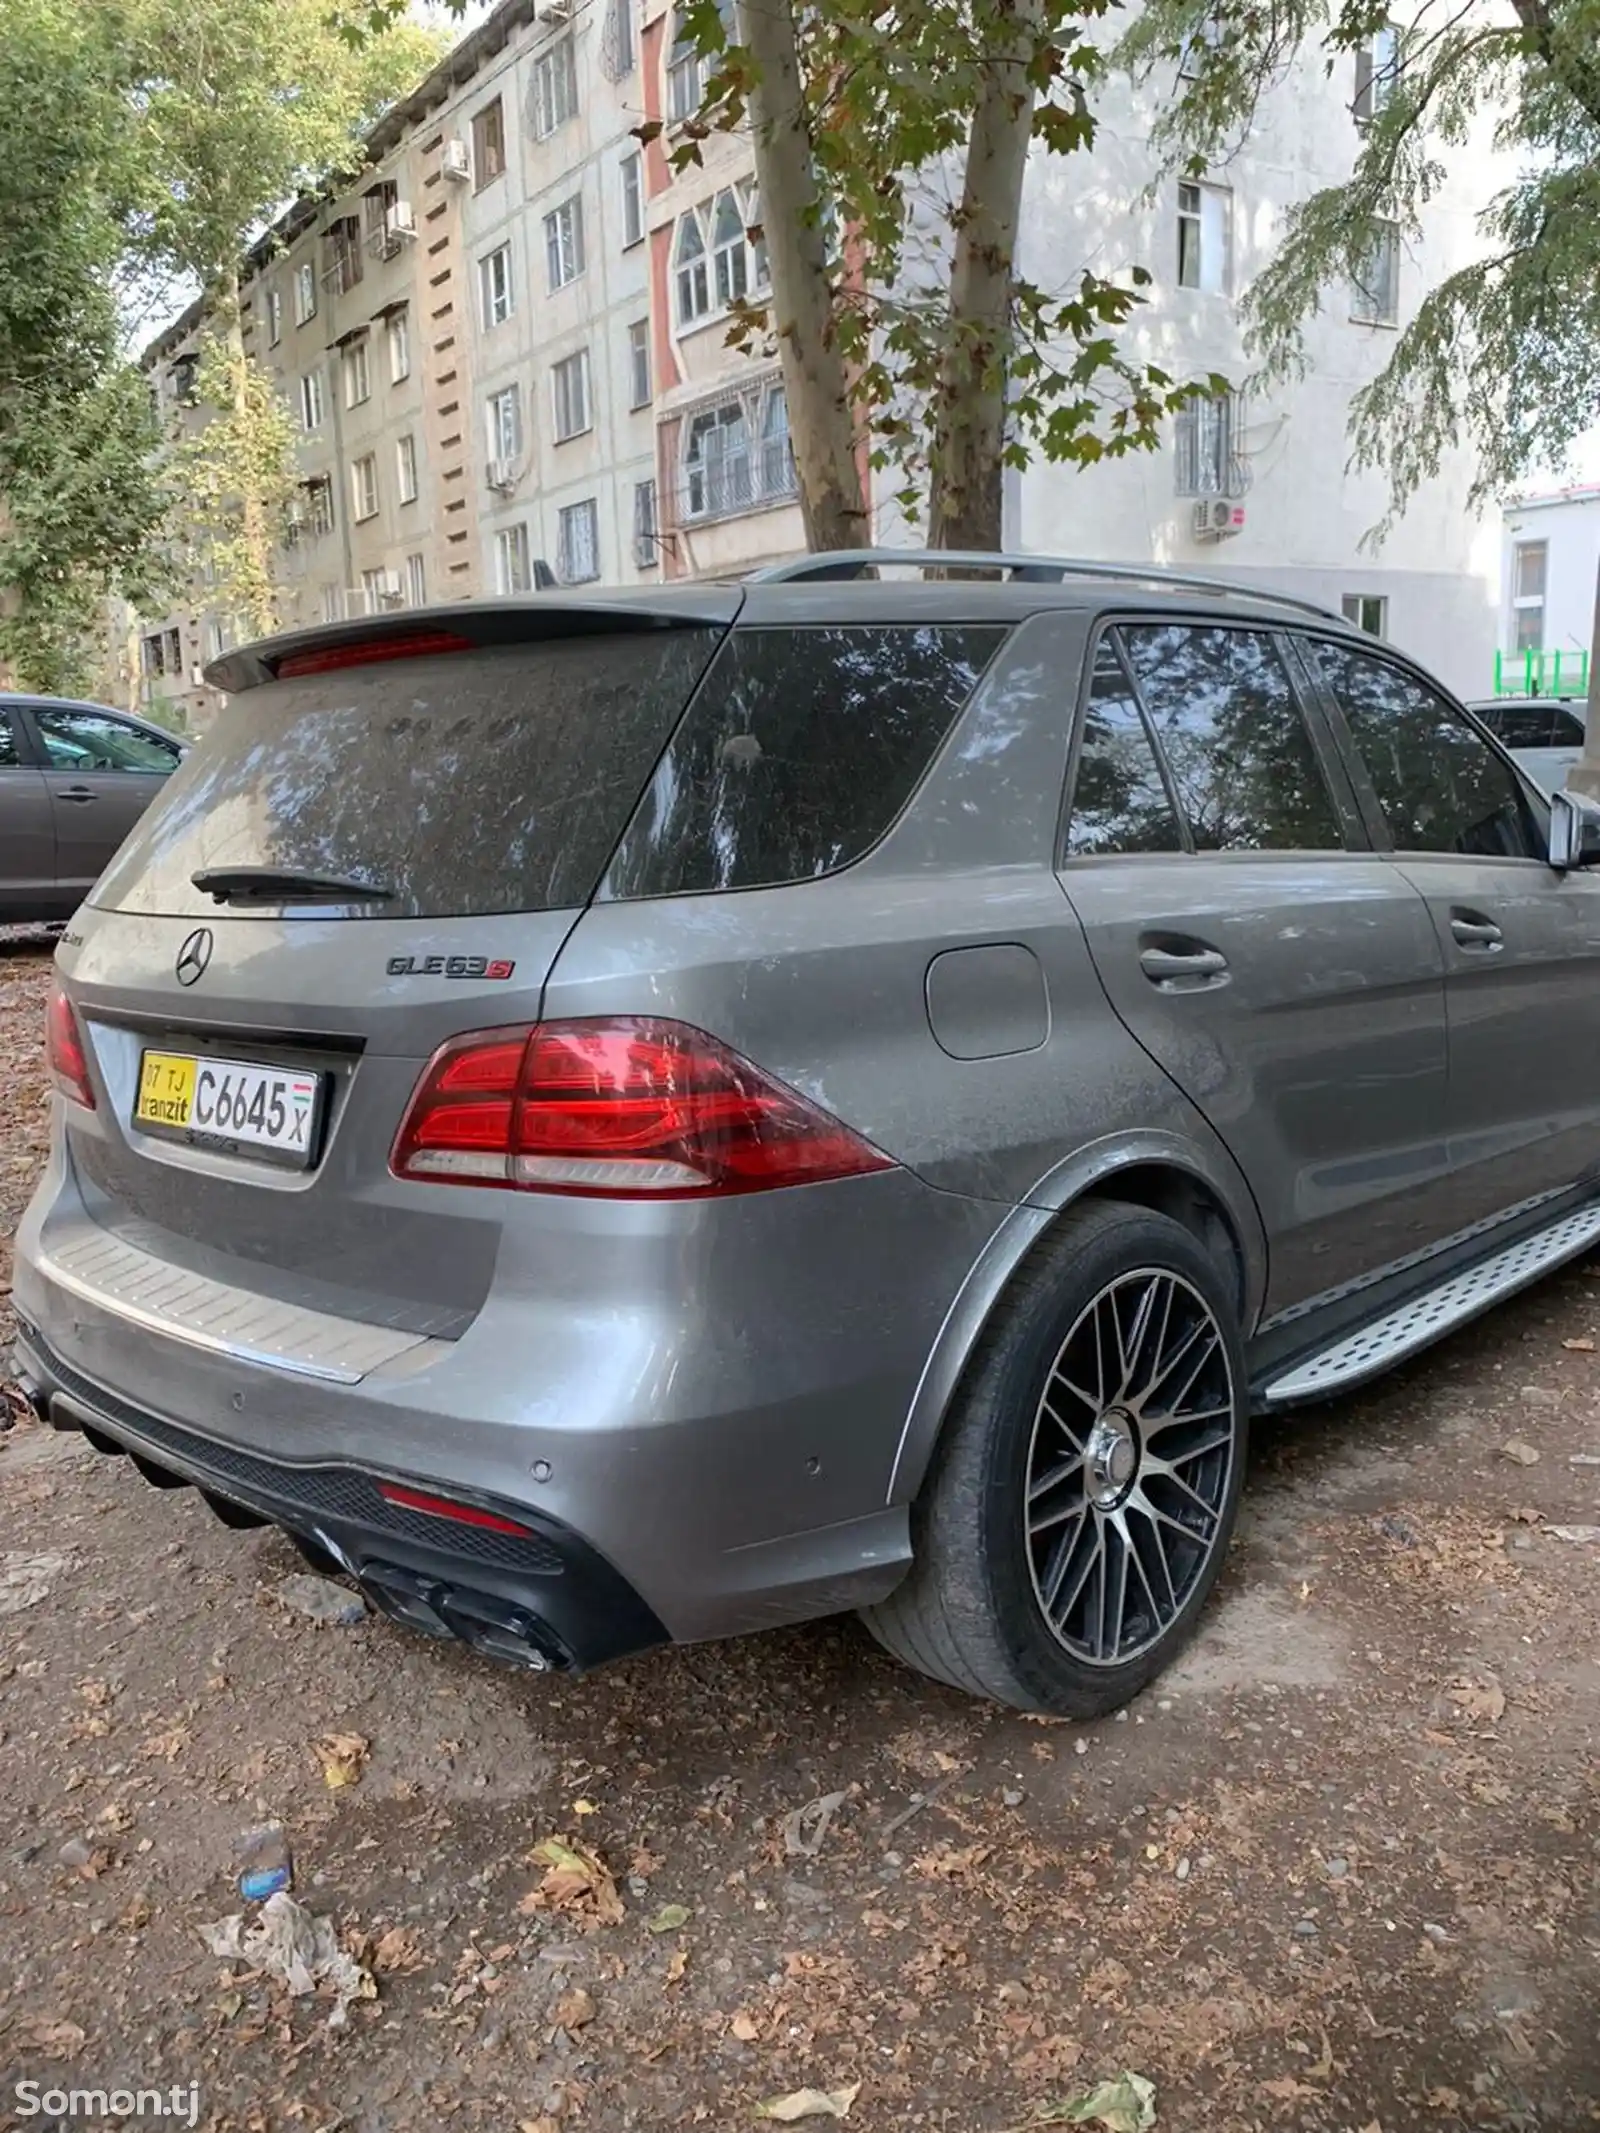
[603,623,1007,898]
[93,632,724,919]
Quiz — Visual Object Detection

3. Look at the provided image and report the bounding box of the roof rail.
[748,548,1342,624]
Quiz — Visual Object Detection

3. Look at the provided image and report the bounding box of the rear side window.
[605,623,1006,898]
[1475,700,1584,750]
[1313,643,1543,859]
[1121,624,1345,851]
[1064,641,1183,857]
[0,711,19,767]
[93,631,724,919]
[35,708,180,772]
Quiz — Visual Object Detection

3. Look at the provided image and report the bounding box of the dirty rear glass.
[92,632,724,919]
[603,623,1008,898]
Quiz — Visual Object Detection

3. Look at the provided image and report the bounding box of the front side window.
[532,39,578,137]
[558,498,600,584]
[606,624,1007,898]
[494,522,532,595]
[551,349,592,442]
[0,710,20,767]
[1352,222,1400,325]
[1177,180,1231,294]
[1064,641,1184,858]
[1121,624,1345,851]
[545,197,586,290]
[480,244,514,328]
[34,710,179,773]
[1312,641,1542,859]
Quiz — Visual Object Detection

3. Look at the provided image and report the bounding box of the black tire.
[862,1199,1248,1718]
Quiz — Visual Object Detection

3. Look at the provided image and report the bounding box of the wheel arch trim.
[887,1132,1266,1508]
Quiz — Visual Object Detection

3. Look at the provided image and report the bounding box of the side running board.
[1261,1198,1600,1406]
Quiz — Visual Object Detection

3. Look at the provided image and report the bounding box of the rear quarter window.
[603,623,1007,898]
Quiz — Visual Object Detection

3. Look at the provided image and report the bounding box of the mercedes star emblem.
[175,927,214,986]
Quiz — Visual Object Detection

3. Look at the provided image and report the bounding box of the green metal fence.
[1493,648,1591,697]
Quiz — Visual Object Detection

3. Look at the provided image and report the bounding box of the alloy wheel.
[1023,1267,1237,1668]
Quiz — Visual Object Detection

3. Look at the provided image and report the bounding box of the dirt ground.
[1,933,1597,2133]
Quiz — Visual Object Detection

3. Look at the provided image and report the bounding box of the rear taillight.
[46,986,95,1110]
[390,1018,894,1198]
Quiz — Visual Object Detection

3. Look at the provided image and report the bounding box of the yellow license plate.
[136,1051,197,1129]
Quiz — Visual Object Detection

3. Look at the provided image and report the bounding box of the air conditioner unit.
[190,665,206,687]
[486,457,519,493]
[441,137,471,182]
[386,199,417,240]
[1192,498,1244,542]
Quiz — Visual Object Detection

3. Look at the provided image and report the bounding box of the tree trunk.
[1563,550,1600,800]
[926,0,1045,553]
[219,263,274,638]
[735,0,868,551]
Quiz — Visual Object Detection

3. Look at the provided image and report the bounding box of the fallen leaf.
[1501,1438,1541,1466]
[731,2010,762,2041]
[1012,2072,1157,2132]
[572,1798,598,1817]
[647,1902,691,1934]
[1562,1337,1594,1351]
[754,2084,861,2123]
[318,1732,370,1789]
[17,2017,86,2060]
[552,1986,596,2031]
[372,1925,427,1974]
[1448,1677,1506,1724]
[519,2120,561,2133]
[521,1837,624,1928]
[1549,1524,1600,1544]
[664,1945,689,1986]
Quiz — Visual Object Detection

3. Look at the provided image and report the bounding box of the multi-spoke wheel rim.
[1023,1267,1236,1669]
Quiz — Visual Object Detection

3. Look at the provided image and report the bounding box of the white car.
[1468,695,1586,794]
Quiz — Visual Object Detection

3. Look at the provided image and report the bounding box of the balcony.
[676,377,797,527]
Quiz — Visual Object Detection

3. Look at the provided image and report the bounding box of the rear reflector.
[377,1482,536,1538]
[390,1017,895,1199]
[46,986,95,1110]
[275,630,473,679]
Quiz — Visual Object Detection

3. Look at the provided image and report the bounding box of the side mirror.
[1548,789,1600,870]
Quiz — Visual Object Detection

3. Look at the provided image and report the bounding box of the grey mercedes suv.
[15,552,1600,1719]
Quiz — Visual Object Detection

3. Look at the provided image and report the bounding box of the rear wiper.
[191,866,395,906]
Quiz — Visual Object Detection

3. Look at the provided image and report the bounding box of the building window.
[531,38,578,138]
[486,384,522,463]
[304,476,335,537]
[141,632,167,677]
[387,308,410,383]
[406,552,427,609]
[673,184,766,327]
[1177,11,1223,80]
[620,151,645,248]
[362,565,399,613]
[324,216,363,295]
[1511,540,1546,652]
[171,354,199,405]
[1177,180,1231,294]
[299,369,325,432]
[601,0,635,77]
[397,432,419,504]
[1351,222,1400,325]
[350,453,379,522]
[666,10,710,121]
[1355,23,1400,123]
[558,498,600,585]
[266,289,282,346]
[628,319,652,408]
[362,180,399,257]
[472,97,506,187]
[479,243,514,328]
[679,377,796,522]
[1174,391,1245,497]
[294,261,317,325]
[343,337,371,408]
[495,522,532,595]
[633,478,658,569]
[1341,594,1388,638]
[551,349,592,443]
[544,197,586,291]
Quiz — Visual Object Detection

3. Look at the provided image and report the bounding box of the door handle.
[1139,944,1230,987]
[1449,913,1503,952]
[52,786,97,803]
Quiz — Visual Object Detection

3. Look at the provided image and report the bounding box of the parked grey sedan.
[16,555,1600,1717]
[0,694,186,923]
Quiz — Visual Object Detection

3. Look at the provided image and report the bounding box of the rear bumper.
[12,1323,664,1672]
[14,1122,1007,1656]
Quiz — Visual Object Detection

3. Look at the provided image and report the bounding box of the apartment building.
[132,0,1503,721]
[1495,487,1599,700]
